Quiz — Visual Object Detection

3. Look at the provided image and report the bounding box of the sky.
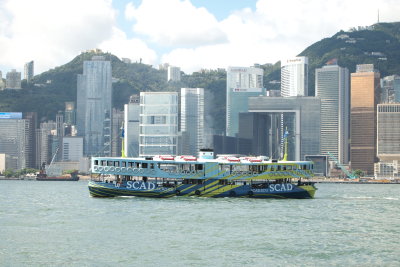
[1,0,400,77]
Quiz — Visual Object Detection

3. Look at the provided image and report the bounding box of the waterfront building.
[139,92,178,156]
[62,136,83,162]
[76,56,112,156]
[0,112,30,170]
[24,61,34,82]
[394,76,400,103]
[226,66,264,137]
[111,108,124,157]
[6,69,21,89]
[167,66,181,82]
[350,64,380,175]
[244,96,321,161]
[124,95,140,157]
[64,102,76,125]
[316,64,350,164]
[180,88,205,156]
[280,57,308,97]
[377,104,400,161]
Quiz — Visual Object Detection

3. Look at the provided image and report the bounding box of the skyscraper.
[167,66,181,82]
[64,102,76,126]
[281,57,308,97]
[76,56,112,156]
[180,88,205,156]
[139,92,178,156]
[350,64,380,174]
[124,95,140,157]
[24,61,34,82]
[0,112,30,170]
[316,64,350,164]
[226,66,264,137]
[6,69,21,89]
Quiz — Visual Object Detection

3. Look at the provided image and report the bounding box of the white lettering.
[126,181,132,189]
[269,184,275,191]
[148,183,156,190]
[139,183,147,189]
[287,184,293,191]
[132,181,140,189]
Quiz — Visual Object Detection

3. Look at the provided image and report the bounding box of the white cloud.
[0,0,116,74]
[161,0,400,73]
[124,0,227,46]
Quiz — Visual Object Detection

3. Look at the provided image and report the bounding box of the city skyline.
[1,0,399,76]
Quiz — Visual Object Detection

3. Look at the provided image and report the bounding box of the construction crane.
[327,152,356,179]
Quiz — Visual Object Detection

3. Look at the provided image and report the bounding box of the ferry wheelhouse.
[88,150,317,199]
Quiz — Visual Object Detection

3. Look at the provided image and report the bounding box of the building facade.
[24,61,34,82]
[180,88,205,156]
[316,64,350,164]
[62,136,83,162]
[281,57,308,97]
[246,96,321,161]
[6,69,21,89]
[0,113,30,170]
[377,104,400,161]
[64,102,76,126]
[139,92,178,156]
[167,66,181,82]
[350,64,380,175]
[76,56,112,156]
[124,95,140,157]
[226,66,264,137]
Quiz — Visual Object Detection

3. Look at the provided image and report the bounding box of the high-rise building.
[24,61,34,82]
[76,56,112,156]
[180,88,205,156]
[139,92,178,156]
[246,96,321,161]
[394,76,400,103]
[350,64,380,175]
[62,136,83,162]
[111,108,124,157]
[64,102,76,125]
[316,64,350,164]
[35,121,56,169]
[226,66,264,137]
[23,112,37,169]
[6,69,21,89]
[0,112,30,170]
[281,57,308,97]
[167,66,181,81]
[377,104,400,161]
[124,95,140,157]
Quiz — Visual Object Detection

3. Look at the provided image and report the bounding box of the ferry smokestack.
[198,148,214,159]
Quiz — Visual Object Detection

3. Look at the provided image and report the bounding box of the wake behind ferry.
[88,150,317,199]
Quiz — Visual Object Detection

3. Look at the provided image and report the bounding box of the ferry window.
[135,162,141,168]
[277,165,281,171]
[270,166,274,171]
[302,165,306,170]
[128,162,134,167]
[101,160,106,166]
[282,165,287,171]
[121,161,126,167]
[150,163,154,169]
[94,160,99,165]
[286,165,292,170]
[114,161,120,167]
[142,163,148,168]
[196,164,203,171]
[107,161,113,166]
[311,164,314,170]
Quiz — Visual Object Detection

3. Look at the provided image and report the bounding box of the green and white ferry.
[88,149,317,199]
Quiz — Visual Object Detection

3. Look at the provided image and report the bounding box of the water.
[1,181,399,267]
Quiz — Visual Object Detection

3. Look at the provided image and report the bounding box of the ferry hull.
[88,181,316,199]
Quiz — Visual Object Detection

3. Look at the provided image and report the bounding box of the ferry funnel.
[198,149,214,159]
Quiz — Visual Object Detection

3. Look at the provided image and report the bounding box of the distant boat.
[36,170,79,181]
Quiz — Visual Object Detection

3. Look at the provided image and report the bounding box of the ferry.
[88,150,317,199]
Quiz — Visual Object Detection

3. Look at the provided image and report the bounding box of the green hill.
[1,22,400,133]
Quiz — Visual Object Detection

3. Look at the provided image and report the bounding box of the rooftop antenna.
[378,9,380,23]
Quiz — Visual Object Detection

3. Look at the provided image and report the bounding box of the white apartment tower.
[180,88,205,156]
[281,57,308,97]
[316,64,350,164]
[167,66,181,82]
[226,66,264,137]
[24,61,34,82]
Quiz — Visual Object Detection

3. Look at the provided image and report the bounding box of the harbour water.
[1,181,399,266]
